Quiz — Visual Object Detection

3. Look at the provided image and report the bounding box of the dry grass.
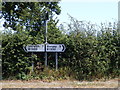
[1,78,119,88]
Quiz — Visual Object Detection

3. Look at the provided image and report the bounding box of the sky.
[0,0,119,31]
[57,0,119,25]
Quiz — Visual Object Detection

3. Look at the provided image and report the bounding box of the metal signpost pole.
[45,19,48,67]
[32,52,34,72]
[55,52,58,71]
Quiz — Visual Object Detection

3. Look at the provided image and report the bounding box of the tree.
[2,2,63,79]
[60,15,120,80]
[1,2,61,33]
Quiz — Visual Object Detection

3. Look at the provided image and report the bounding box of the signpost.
[46,44,66,52]
[23,11,66,71]
[23,44,66,70]
[23,44,66,52]
[23,44,45,52]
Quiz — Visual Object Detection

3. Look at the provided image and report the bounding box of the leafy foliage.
[60,16,120,80]
[2,2,61,36]
[1,2,119,81]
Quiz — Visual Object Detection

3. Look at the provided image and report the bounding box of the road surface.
[1,78,119,88]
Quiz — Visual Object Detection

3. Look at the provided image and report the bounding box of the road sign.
[46,44,66,52]
[23,44,45,52]
[23,44,66,52]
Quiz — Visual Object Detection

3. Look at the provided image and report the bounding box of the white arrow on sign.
[46,44,66,52]
[23,44,66,52]
[23,44,45,52]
